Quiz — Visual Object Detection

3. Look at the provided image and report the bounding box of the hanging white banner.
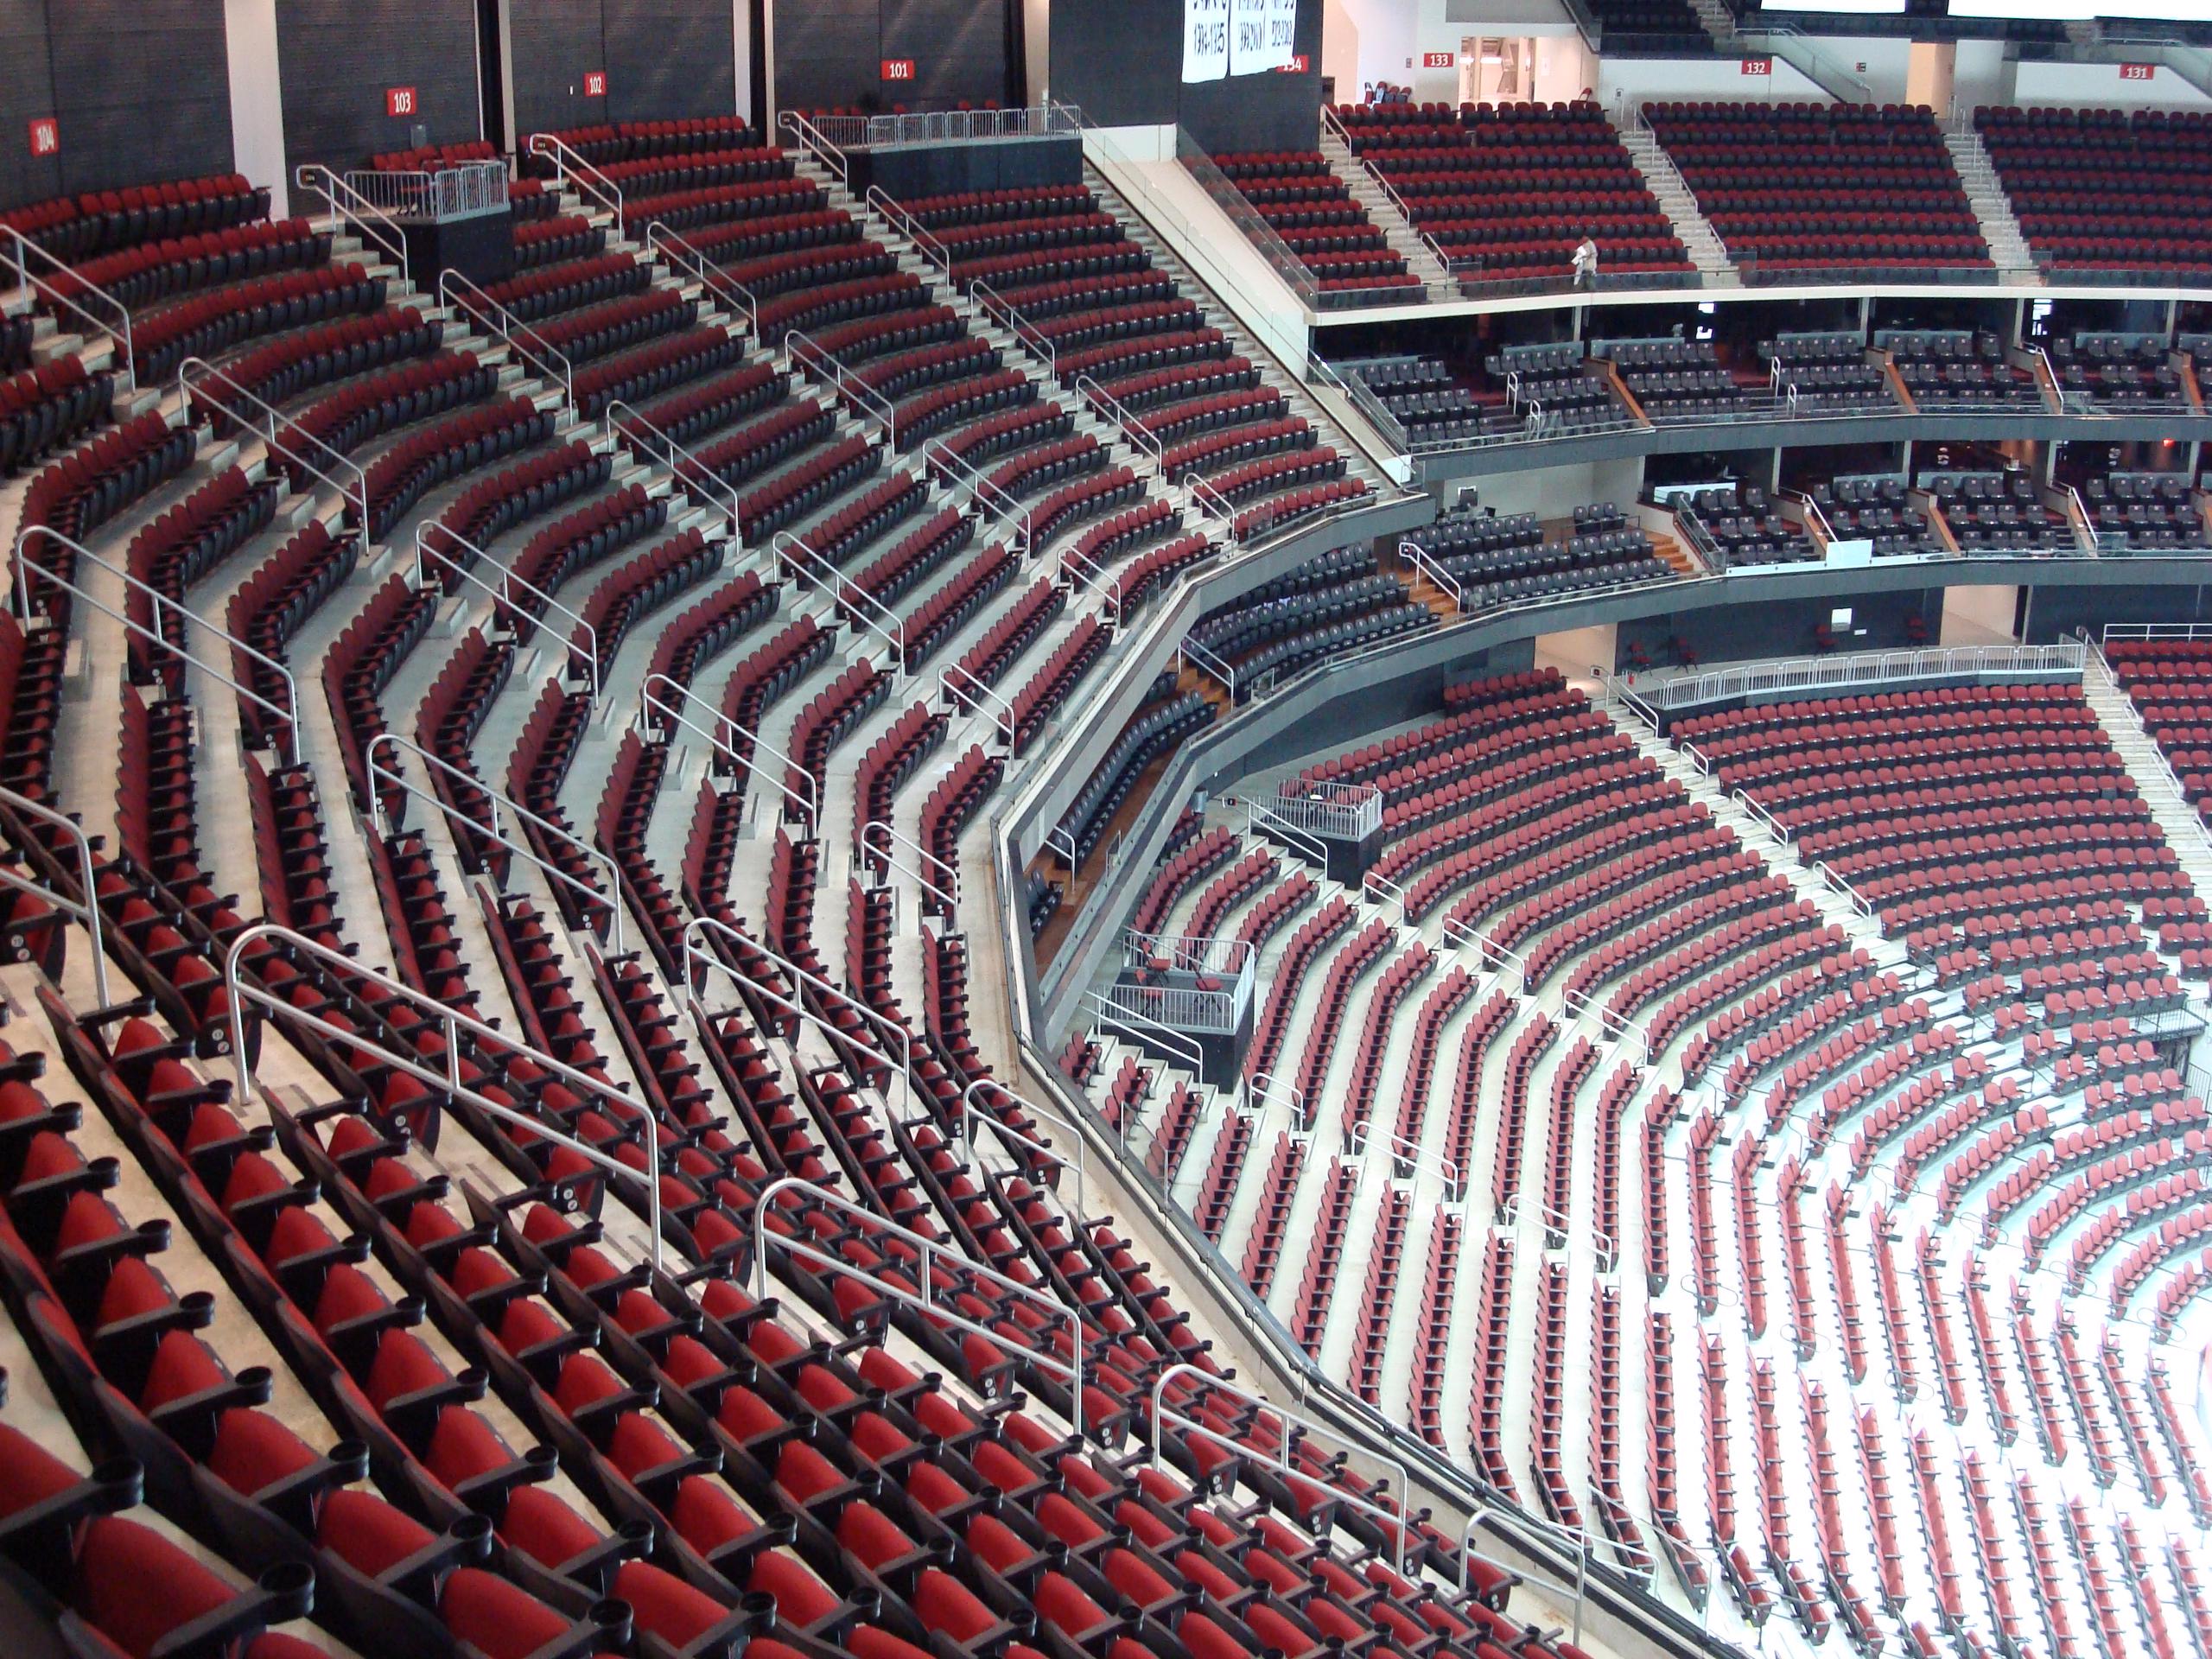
[1185,0,1230,82]
[1265,0,1300,72]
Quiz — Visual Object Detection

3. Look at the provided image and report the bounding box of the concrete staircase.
[1942,128,2038,276]
[2078,655,2212,896]
[1316,124,1457,296]
[1687,0,1740,52]
[1606,114,1737,285]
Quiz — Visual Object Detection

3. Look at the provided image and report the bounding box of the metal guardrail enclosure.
[220,922,664,1272]
[340,163,509,221]
[1268,779,1382,841]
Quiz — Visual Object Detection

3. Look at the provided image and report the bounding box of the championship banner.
[1185,0,1230,82]
[1230,0,1298,75]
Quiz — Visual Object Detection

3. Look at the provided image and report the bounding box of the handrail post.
[222,921,660,1272]
[0,784,111,1006]
[178,356,371,549]
[641,672,818,827]
[293,164,411,291]
[365,731,625,954]
[13,525,302,766]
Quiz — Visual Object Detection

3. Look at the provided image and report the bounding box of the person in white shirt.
[1572,234,1599,289]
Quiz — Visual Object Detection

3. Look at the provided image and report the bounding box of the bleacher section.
[1208,152,1423,304]
[1977,105,2212,280]
[1640,102,1989,278]
[1331,100,1692,289]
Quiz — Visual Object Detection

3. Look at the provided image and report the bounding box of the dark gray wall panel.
[774,0,879,116]
[278,0,480,172]
[0,0,232,207]
[881,0,1005,106]
[510,0,607,137]
[1052,0,1319,153]
[0,0,60,208]
[603,0,735,121]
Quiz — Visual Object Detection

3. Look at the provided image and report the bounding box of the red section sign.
[385,86,418,118]
[26,117,56,157]
[880,58,916,81]
[1276,54,1309,73]
[1421,51,1455,68]
[2120,62,2156,80]
[582,70,607,97]
[1741,56,1772,75]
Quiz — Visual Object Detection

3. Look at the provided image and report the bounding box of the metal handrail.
[11,525,302,767]
[1083,988,1205,1075]
[178,357,370,545]
[683,916,914,1119]
[1074,374,1165,466]
[785,330,896,443]
[1398,537,1465,612]
[1056,537,1125,631]
[957,1076,1088,1218]
[863,187,951,275]
[439,268,575,413]
[524,132,625,228]
[1732,788,1794,847]
[414,522,600,698]
[1148,1363,1409,1573]
[294,164,410,291]
[1560,984,1654,1062]
[1499,1191,1618,1273]
[858,817,957,912]
[923,439,1035,556]
[0,784,111,1005]
[967,280,1058,376]
[605,398,741,541]
[776,111,851,188]
[365,732,624,953]
[0,225,136,392]
[1652,642,2085,711]
[1243,794,1325,869]
[1346,1120,1462,1196]
[221,922,661,1271]
[748,1174,1083,1436]
[646,221,760,336]
[771,531,906,680]
[1184,472,1236,528]
[1178,632,1238,702]
[640,671,817,827]
[938,661,1017,746]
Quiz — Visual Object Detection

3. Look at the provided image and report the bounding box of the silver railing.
[221,922,662,1271]
[414,522,601,698]
[365,732,624,954]
[0,784,111,1005]
[771,530,906,680]
[524,132,625,227]
[924,438,1035,556]
[785,330,896,443]
[957,1075,1088,1220]
[12,525,302,767]
[294,164,411,291]
[1651,642,2084,711]
[1268,779,1381,841]
[646,221,760,336]
[1083,988,1205,1074]
[968,280,1058,376]
[776,111,851,188]
[340,162,509,222]
[1149,1363,1410,1573]
[1076,373,1166,467]
[640,671,817,828]
[858,817,957,912]
[1,225,136,391]
[683,918,917,1120]
[863,187,951,275]
[748,1175,1083,1436]
[178,357,370,544]
[807,103,1084,152]
[605,398,741,541]
[1346,1120,1461,1198]
[439,268,575,413]
[939,661,1017,746]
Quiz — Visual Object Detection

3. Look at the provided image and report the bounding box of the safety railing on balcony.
[805,103,1084,152]
[1651,641,2085,711]
[339,162,509,222]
